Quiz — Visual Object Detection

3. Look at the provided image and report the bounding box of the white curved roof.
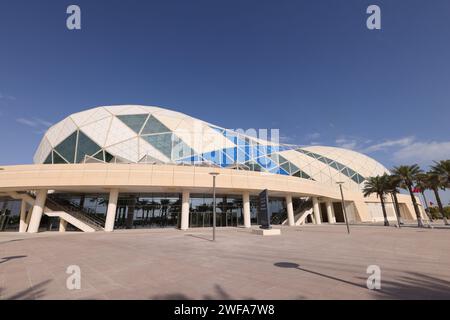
[34,105,389,192]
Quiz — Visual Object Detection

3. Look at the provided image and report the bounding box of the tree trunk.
[392,192,403,226]
[380,194,389,226]
[421,191,434,221]
[407,184,424,227]
[433,187,449,225]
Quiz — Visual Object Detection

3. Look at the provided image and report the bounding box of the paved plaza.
[1,224,449,300]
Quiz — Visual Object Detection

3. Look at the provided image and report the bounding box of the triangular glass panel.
[141,115,171,135]
[277,167,289,175]
[329,161,339,171]
[172,135,194,160]
[256,156,277,170]
[280,162,291,173]
[236,147,250,162]
[76,131,102,163]
[244,161,262,172]
[289,162,299,174]
[117,114,149,133]
[53,151,68,164]
[93,150,104,161]
[55,131,77,163]
[138,154,162,164]
[44,152,52,164]
[341,167,350,177]
[104,151,114,163]
[142,133,173,159]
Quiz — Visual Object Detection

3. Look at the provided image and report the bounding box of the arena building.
[0,105,423,233]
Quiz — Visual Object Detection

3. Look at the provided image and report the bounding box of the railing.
[45,196,105,231]
[293,198,313,224]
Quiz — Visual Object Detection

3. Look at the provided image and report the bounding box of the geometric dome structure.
[34,105,389,192]
[0,104,423,235]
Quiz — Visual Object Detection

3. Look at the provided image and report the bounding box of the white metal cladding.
[34,105,389,191]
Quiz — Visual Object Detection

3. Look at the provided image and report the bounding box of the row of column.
[21,189,336,233]
[312,197,336,224]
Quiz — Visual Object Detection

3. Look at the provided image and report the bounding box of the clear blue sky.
[1,0,449,202]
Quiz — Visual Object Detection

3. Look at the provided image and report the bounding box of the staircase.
[45,195,105,231]
[9,191,104,232]
[293,198,314,226]
[279,197,314,225]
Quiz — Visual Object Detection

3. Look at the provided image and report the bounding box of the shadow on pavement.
[0,255,27,265]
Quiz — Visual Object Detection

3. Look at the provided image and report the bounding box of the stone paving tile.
[0,225,450,299]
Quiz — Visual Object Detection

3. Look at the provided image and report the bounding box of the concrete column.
[59,219,68,232]
[19,200,28,233]
[312,197,321,225]
[27,189,48,233]
[326,201,335,224]
[180,191,190,230]
[25,206,32,226]
[242,192,251,228]
[286,195,295,226]
[105,189,119,232]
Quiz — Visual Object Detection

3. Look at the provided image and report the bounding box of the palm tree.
[415,173,434,221]
[431,160,450,188]
[426,171,449,225]
[392,165,425,227]
[363,174,391,226]
[386,174,403,226]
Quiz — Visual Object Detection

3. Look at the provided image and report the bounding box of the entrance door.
[320,202,329,223]
[333,202,345,223]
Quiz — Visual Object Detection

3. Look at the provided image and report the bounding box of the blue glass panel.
[202,150,222,165]
[280,162,291,173]
[236,147,249,163]
[172,135,194,160]
[277,167,289,175]
[256,156,277,170]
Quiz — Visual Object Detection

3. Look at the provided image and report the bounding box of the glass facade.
[189,194,286,227]
[50,193,109,219]
[114,193,181,229]
[0,198,21,231]
[268,197,287,225]
[189,194,244,228]
[0,192,288,232]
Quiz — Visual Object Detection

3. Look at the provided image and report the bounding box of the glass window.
[53,151,68,164]
[114,193,181,229]
[76,131,102,163]
[172,135,194,160]
[0,198,21,232]
[289,162,299,174]
[280,161,291,173]
[141,115,171,135]
[44,152,52,164]
[55,131,77,163]
[190,194,243,228]
[105,151,114,163]
[142,133,173,159]
[117,114,149,133]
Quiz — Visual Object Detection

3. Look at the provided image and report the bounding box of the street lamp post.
[336,182,350,234]
[209,172,220,241]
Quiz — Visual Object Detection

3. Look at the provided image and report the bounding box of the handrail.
[45,197,104,230]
